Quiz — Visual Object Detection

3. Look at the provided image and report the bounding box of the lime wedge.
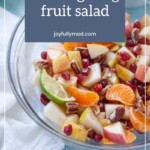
[40,69,75,104]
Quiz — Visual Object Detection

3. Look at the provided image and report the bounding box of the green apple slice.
[40,69,75,104]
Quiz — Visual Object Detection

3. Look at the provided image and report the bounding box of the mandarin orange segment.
[68,86,99,106]
[64,42,87,51]
[129,107,150,132]
[147,84,150,96]
[105,84,136,105]
[102,130,136,144]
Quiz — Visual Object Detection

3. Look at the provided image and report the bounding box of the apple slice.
[105,52,118,68]
[107,73,120,85]
[116,64,134,82]
[136,55,150,66]
[44,101,67,127]
[97,112,106,122]
[48,42,66,51]
[140,14,150,28]
[105,104,124,119]
[140,26,150,41]
[135,64,150,82]
[87,44,109,59]
[141,45,150,57]
[79,107,104,135]
[122,105,131,119]
[67,114,79,124]
[104,122,127,144]
[81,63,101,88]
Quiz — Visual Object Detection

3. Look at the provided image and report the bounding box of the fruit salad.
[32,13,150,145]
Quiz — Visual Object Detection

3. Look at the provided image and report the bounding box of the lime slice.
[40,69,75,104]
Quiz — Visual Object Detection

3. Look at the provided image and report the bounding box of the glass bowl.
[7,9,150,150]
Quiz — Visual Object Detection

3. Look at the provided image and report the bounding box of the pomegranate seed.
[125,21,132,38]
[99,102,105,112]
[82,59,90,68]
[88,129,96,139]
[130,63,137,73]
[94,134,103,142]
[40,93,49,105]
[41,51,47,60]
[64,124,72,136]
[138,37,150,45]
[119,52,131,61]
[133,20,141,29]
[76,74,84,82]
[132,79,140,86]
[82,67,91,76]
[118,58,127,67]
[94,84,103,93]
[80,50,90,59]
[100,80,108,88]
[141,94,149,101]
[126,81,135,90]
[61,72,70,81]
[126,39,135,47]
[132,45,141,56]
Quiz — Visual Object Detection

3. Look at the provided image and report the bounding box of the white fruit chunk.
[81,63,101,88]
[140,14,150,28]
[122,105,131,119]
[67,114,79,124]
[107,73,120,85]
[140,26,150,41]
[44,101,66,127]
[47,49,63,61]
[48,42,66,51]
[97,112,106,122]
[79,107,104,135]
[141,45,150,57]
[105,52,117,68]
[136,55,150,66]
[87,44,109,59]
[105,104,124,119]
[104,122,127,144]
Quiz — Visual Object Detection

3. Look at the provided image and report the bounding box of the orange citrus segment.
[106,84,136,105]
[147,84,150,96]
[64,42,87,51]
[68,86,99,106]
[129,107,150,132]
[102,130,136,144]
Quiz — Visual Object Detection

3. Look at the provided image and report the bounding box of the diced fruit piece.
[68,51,83,71]
[122,106,131,119]
[140,45,150,57]
[32,69,40,86]
[49,42,66,51]
[116,64,134,82]
[129,107,150,132]
[44,101,67,127]
[140,26,150,41]
[106,84,136,105]
[79,107,104,135]
[81,63,101,88]
[40,69,75,105]
[93,42,115,49]
[147,84,150,96]
[110,45,120,52]
[58,76,77,89]
[97,112,106,122]
[125,12,131,22]
[105,104,124,119]
[140,14,150,28]
[87,44,109,59]
[62,121,88,142]
[107,73,120,85]
[104,122,127,144]
[102,130,136,144]
[105,52,118,68]
[64,42,87,51]
[67,114,79,124]
[47,49,63,63]
[135,64,150,82]
[68,86,99,107]
[117,47,136,68]
[53,54,71,73]
[136,55,150,66]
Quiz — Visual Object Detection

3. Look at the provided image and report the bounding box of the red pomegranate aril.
[76,74,84,82]
[82,67,91,76]
[82,59,90,68]
[118,58,127,67]
[88,129,96,139]
[94,84,103,93]
[40,93,49,105]
[126,120,133,129]
[80,50,90,59]
[138,37,150,45]
[94,134,103,142]
[64,124,72,136]
[132,79,140,86]
[126,81,135,90]
[41,51,47,60]
[119,52,131,61]
[132,45,141,56]
[126,39,135,47]
[125,21,133,38]
[133,20,141,29]
[101,80,108,88]
[130,63,137,73]
[99,102,105,112]
[61,72,70,81]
